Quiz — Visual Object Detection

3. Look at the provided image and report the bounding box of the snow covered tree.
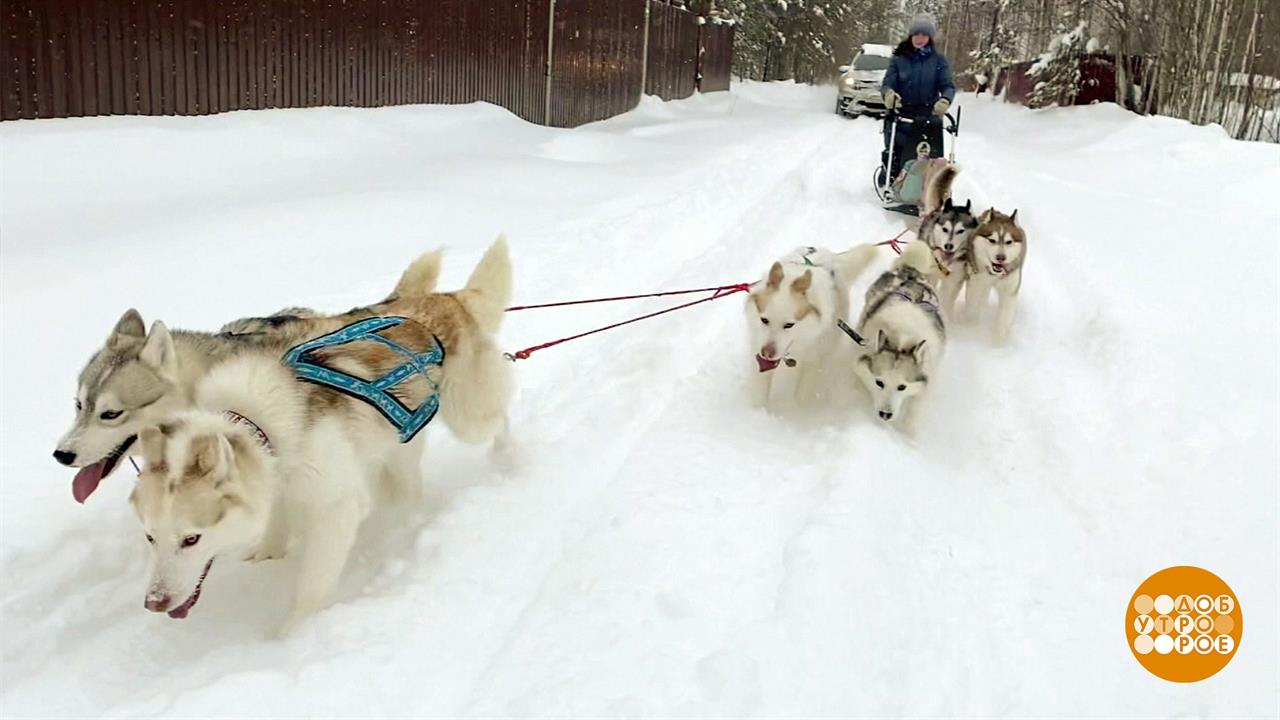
[1026,20,1090,107]
[726,0,898,82]
[965,0,1020,93]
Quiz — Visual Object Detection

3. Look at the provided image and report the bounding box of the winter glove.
[883,89,901,110]
[933,98,951,117]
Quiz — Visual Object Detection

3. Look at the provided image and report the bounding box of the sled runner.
[283,316,444,442]
[873,106,960,215]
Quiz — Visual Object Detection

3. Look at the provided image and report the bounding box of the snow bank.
[1,85,1277,717]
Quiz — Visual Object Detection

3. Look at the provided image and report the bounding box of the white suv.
[836,44,894,118]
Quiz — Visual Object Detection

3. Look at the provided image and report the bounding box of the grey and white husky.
[850,241,946,428]
[54,238,514,504]
[917,197,978,318]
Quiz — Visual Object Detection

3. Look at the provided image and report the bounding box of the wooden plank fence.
[1,0,735,127]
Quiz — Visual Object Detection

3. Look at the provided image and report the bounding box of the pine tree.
[967,1,1019,92]
[1026,20,1089,107]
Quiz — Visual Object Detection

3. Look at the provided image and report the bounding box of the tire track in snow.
[456,116,865,711]
[457,117,891,715]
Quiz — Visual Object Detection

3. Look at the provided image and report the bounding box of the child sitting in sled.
[892,141,934,207]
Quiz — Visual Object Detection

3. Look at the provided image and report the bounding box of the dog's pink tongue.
[756,354,781,373]
[72,461,108,504]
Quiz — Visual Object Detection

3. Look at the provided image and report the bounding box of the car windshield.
[854,54,891,71]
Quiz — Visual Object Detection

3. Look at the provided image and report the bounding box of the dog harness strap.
[282,316,444,443]
[224,410,273,454]
[888,289,940,314]
[837,318,867,346]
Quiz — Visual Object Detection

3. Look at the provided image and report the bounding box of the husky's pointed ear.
[979,208,993,223]
[767,262,784,289]
[189,433,232,484]
[943,197,954,210]
[139,321,178,379]
[877,329,891,352]
[912,340,928,362]
[110,309,146,346]
[964,199,972,213]
[791,269,813,294]
[1009,208,1019,224]
[139,426,166,468]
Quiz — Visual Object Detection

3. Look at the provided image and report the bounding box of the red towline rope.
[502,282,751,361]
[876,226,910,255]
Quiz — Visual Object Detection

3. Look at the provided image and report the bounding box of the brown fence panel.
[548,0,644,128]
[697,20,733,93]
[1,0,727,125]
[644,1,696,100]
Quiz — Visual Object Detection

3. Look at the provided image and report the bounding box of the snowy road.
[2,82,1277,717]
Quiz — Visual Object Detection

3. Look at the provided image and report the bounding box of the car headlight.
[842,77,856,88]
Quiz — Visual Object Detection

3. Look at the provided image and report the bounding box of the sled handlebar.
[884,107,960,135]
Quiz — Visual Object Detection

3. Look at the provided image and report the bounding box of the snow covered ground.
[2,82,1277,717]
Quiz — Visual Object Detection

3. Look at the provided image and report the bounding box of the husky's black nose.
[878,411,893,421]
[53,449,76,466]
[944,243,954,252]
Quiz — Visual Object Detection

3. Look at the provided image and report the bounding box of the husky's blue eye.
[875,380,884,389]
[760,318,770,325]
[99,410,122,421]
[181,534,201,548]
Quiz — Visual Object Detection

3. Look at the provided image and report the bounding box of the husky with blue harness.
[72,237,515,636]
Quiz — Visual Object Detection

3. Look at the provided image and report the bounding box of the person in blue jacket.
[880,13,956,180]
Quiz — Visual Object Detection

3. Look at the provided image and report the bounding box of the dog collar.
[224,410,273,454]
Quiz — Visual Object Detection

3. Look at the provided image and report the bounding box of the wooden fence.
[0,0,734,127]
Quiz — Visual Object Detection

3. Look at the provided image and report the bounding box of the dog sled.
[873,106,960,216]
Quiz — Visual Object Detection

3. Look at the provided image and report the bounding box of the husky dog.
[850,241,946,428]
[964,208,1026,343]
[54,238,513,504]
[130,326,434,635]
[745,244,880,412]
[917,197,979,317]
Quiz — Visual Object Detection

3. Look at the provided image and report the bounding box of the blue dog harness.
[282,316,444,442]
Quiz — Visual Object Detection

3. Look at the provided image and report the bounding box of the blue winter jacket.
[881,44,956,111]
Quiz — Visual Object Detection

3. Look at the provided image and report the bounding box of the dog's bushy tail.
[922,163,959,216]
[457,235,512,334]
[835,243,881,287]
[895,239,936,276]
[389,248,444,301]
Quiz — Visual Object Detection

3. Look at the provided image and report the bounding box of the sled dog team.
[745,164,1026,424]
[50,168,1023,634]
[54,239,515,636]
